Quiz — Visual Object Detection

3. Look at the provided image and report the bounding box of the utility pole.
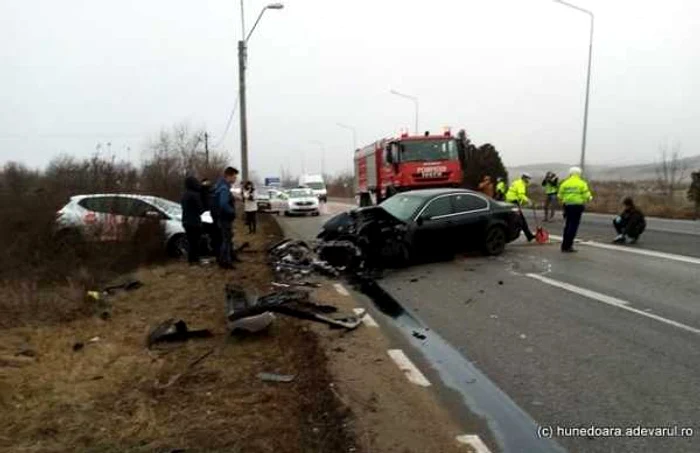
[238,39,249,181]
[204,132,209,166]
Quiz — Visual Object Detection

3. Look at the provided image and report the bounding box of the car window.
[422,196,453,218]
[121,198,159,217]
[452,194,488,213]
[78,196,117,214]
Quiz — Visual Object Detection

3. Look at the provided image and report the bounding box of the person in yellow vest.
[541,171,559,221]
[557,166,593,253]
[495,177,507,201]
[505,173,535,242]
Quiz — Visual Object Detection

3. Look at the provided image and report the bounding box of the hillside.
[508,155,700,182]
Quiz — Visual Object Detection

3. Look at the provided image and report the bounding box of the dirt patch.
[0,215,355,453]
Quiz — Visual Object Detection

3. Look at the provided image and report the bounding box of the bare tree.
[655,142,687,198]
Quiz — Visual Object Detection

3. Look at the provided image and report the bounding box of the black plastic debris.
[258,372,296,383]
[225,285,362,331]
[147,319,213,348]
[412,331,427,340]
[103,279,143,294]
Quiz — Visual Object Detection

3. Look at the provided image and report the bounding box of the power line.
[212,92,240,149]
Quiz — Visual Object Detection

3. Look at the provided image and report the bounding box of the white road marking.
[333,283,350,296]
[456,435,492,453]
[548,235,700,265]
[352,308,379,327]
[527,273,700,336]
[387,349,431,387]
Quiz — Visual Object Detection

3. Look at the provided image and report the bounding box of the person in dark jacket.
[213,167,239,269]
[200,178,220,255]
[613,197,646,244]
[181,176,205,264]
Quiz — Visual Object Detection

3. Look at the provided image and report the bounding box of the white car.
[55,193,214,257]
[256,188,289,214]
[284,187,320,216]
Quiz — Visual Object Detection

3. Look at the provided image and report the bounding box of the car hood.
[289,197,318,204]
[318,206,406,239]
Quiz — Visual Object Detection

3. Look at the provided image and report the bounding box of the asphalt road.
[276,202,700,453]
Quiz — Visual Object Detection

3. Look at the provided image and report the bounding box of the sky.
[1,0,699,177]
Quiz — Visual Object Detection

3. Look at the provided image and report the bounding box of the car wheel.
[167,234,188,259]
[483,226,506,256]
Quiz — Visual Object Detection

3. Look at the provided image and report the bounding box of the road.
[276,201,700,453]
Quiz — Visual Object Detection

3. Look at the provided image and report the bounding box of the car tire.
[167,234,188,259]
[483,226,506,256]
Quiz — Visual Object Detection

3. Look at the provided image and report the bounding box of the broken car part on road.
[225,285,364,331]
[147,319,213,348]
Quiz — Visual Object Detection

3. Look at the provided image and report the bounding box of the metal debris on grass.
[147,319,213,348]
[258,372,296,383]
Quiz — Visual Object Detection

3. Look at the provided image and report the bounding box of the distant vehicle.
[318,188,521,263]
[55,194,215,258]
[284,187,320,216]
[299,174,327,202]
[354,129,463,207]
[256,188,289,214]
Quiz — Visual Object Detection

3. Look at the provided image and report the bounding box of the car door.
[77,196,114,239]
[412,195,456,256]
[450,193,490,250]
[116,197,166,240]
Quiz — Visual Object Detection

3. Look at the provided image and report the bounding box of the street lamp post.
[310,140,326,175]
[554,0,594,174]
[390,89,419,135]
[336,122,357,150]
[238,2,284,182]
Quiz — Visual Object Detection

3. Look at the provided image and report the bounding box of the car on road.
[55,193,215,258]
[284,187,320,216]
[256,188,289,214]
[317,188,521,266]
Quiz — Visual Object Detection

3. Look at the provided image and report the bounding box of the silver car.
[56,193,214,257]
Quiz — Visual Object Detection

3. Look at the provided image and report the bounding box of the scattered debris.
[490,314,498,319]
[498,280,504,285]
[147,319,213,348]
[258,372,296,383]
[88,336,101,344]
[103,279,143,294]
[272,281,321,289]
[409,278,419,283]
[73,342,84,352]
[519,334,527,339]
[479,289,485,294]
[226,285,363,331]
[464,298,474,305]
[236,241,251,253]
[412,331,427,340]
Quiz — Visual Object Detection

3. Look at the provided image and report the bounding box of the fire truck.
[354,129,463,206]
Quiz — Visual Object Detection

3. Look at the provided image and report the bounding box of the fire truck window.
[453,194,488,213]
[401,140,459,162]
[422,196,453,219]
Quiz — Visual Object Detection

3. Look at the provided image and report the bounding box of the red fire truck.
[354,129,463,206]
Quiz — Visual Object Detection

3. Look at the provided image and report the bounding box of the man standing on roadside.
[557,166,592,253]
[213,167,239,269]
[181,176,204,265]
[541,171,559,222]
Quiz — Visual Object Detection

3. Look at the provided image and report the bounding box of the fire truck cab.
[354,129,463,206]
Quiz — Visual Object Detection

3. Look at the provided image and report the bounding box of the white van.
[298,174,327,202]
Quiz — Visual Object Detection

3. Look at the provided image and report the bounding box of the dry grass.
[0,216,355,453]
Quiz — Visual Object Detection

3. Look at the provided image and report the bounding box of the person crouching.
[613,197,646,244]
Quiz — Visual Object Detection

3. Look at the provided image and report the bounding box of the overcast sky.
[1,0,699,177]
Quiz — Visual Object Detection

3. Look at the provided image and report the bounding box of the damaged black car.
[317,188,521,268]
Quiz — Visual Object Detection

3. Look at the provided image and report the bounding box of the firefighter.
[506,173,535,242]
[495,177,506,201]
[557,166,592,253]
[541,171,559,222]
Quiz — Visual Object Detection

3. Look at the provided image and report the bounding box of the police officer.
[495,177,507,201]
[541,171,559,221]
[506,173,535,242]
[557,166,592,253]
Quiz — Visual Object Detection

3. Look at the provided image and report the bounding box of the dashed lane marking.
[527,273,700,336]
[387,349,431,387]
[456,435,492,453]
[333,283,350,296]
[353,308,379,327]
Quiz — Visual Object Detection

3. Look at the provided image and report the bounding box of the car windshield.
[305,182,325,190]
[400,139,458,162]
[379,194,426,221]
[150,197,181,216]
[289,189,314,198]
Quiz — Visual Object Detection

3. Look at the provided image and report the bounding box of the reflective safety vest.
[557,175,592,205]
[505,178,530,205]
[496,181,506,195]
[543,179,558,195]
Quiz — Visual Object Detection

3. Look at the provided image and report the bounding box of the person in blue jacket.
[212,167,239,269]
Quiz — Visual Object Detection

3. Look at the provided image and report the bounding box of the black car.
[317,188,521,266]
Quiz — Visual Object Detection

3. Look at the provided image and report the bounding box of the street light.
[238,2,284,182]
[336,122,357,151]
[389,89,419,135]
[554,0,594,174]
[310,140,326,175]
